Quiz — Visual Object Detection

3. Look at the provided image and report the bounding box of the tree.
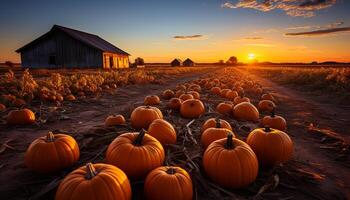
[217,60,225,65]
[134,57,145,65]
[226,56,238,66]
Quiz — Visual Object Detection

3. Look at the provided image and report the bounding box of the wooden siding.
[103,52,129,69]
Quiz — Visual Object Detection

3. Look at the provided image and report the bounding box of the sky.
[0,0,350,63]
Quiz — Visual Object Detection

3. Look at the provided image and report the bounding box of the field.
[0,65,349,200]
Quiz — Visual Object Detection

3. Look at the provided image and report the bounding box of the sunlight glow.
[248,53,256,60]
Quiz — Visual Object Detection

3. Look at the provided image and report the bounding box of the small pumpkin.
[233,102,259,122]
[261,108,287,131]
[220,89,231,97]
[144,166,193,200]
[201,118,232,133]
[0,103,6,112]
[201,128,234,148]
[162,89,175,100]
[233,92,250,105]
[216,102,233,115]
[168,98,183,110]
[255,87,263,95]
[25,132,80,173]
[226,90,238,100]
[105,114,126,126]
[130,106,163,129]
[106,130,165,179]
[247,127,293,166]
[261,93,275,102]
[7,108,36,125]
[179,93,194,101]
[180,99,205,118]
[65,94,76,101]
[147,119,176,145]
[258,100,276,112]
[144,95,160,105]
[188,91,200,99]
[13,98,26,107]
[56,163,131,200]
[203,133,258,189]
[210,87,221,95]
[175,90,185,98]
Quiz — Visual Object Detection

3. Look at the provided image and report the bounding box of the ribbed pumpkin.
[201,118,232,133]
[258,100,276,112]
[261,109,287,131]
[188,91,200,99]
[7,108,36,125]
[147,119,177,145]
[247,127,293,166]
[25,132,80,173]
[226,90,238,100]
[162,89,175,100]
[56,163,131,200]
[210,87,221,95]
[105,114,126,126]
[144,166,193,200]
[220,89,231,97]
[130,106,163,129]
[233,94,250,105]
[106,130,165,179]
[180,99,205,118]
[203,133,258,188]
[216,102,233,116]
[261,93,275,102]
[179,93,194,101]
[233,102,259,122]
[175,90,185,98]
[144,95,161,105]
[168,98,183,110]
[201,128,234,148]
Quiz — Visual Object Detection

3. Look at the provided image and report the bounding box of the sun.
[248,53,256,60]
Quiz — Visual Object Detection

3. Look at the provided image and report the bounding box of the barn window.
[109,56,114,67]
[49,55,56,65]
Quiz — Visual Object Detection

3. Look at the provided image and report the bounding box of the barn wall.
[103,53,129,69]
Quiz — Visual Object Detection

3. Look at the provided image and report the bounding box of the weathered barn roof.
[171,58,182,63]
[16,25,130,55]
[184,58,194,63]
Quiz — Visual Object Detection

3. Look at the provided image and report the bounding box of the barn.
[171,59,182,67]
[183,58,195,67]
[16,25,130,69]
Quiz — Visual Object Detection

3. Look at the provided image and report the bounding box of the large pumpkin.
[130,106,163,129]
[216,102,233,116]
[168,98,183,110]
[201,128,234,148]
[261,109,287,131]
[247,127,293,166]
[180,99,205,118]
[144,95,161,106]
[201,118,232,133]
[25,132,80,173]
[147,119,177,145]
[203,133,258,188]
[56,163,132,200]
[7,108,36,125]
[258,100,276,112]
[106,130,165,179]
[105,114,126,126]
[144,166,193,200]
[233,102,259,122]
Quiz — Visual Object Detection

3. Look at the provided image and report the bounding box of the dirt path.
[236,68,350,198]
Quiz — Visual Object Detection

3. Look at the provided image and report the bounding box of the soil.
[0,67,349,200]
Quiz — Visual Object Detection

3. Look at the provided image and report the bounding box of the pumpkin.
[255,87,263,95]
[1,94,16,103]
[25,132,80,173]
[188,91,200,99]
[176,85,187,91]
[189,84,201,92]
[0,103,6,112]
[147,119,176,145]
[65,94,76,101]
[203,133,258,188]
[144,166,193,200]
[201,128,234,148]
[56,163,131,200]
[233,102,259,122]
[130,106,163,129]
[210,87,221,95]
[201,118,232,133]
[261,93,275,102]
[226,90,238,100]
[216,102,233,115]
[13,98,26,107]
[261,108,287,131]
[162,89,175,100]
[7,108,36,125]
[175,90,185,98]
[110,83,118,89]
[247,127,293,166]
[220,89,231,97]
[106,130,165,179]
[180,99,205,118]
[258,100,276,112]
[105,114,126,126]
[179,93,194,101]
[144,95,161,105]
[168,98,183,110]
[233,93,250,105]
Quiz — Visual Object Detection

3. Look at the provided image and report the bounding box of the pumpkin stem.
[85,163,98,180]
[264,126,272,132]
[46,132,55,142]
[215,118,221,128]
[225,132,234,149]
[134,129,146,146]
[166,167,176,175]
[271,107,276,117]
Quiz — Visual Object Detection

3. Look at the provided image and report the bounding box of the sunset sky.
[1,0,350,63]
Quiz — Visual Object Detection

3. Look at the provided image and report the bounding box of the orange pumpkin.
[25,132,80,173]
[201,128,234,148]
[233,95,250,105]
[144,166,193,200]
[201,118,232,133]
[255,87,263,95]
[105,114,126,126]
[188,91,200,99]
[176,85,187,91]
[247,127,293,166]
[261,93,275,102]
[168,98,183,110]
[226,90,238,100]
[220,89,231,97]
[56,163,131,200]
[261,109,287,131]
[189,85,201,92]
[147,119,176,145]
[179,93,194,101]
[144,95,161,105]
[203,133,258,188]
[258,100,276,112]
[130,106,163,129]
[180,99,205,118]
[216,102,233,115]
[13,98,26,107]
[65,94,76,101]
[7,108,36,125]
[162,89,175,100]
[106,130,165,179]
[0,103,6,112]
[210,87,221,95]
[175,90,185,98]
[233,102,259,122]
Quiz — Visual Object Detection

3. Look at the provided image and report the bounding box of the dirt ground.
[0,67,349,200]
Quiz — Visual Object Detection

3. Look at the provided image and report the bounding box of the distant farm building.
[171,59,182,67]
[183,58,195,66]
[16,25,130,69]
